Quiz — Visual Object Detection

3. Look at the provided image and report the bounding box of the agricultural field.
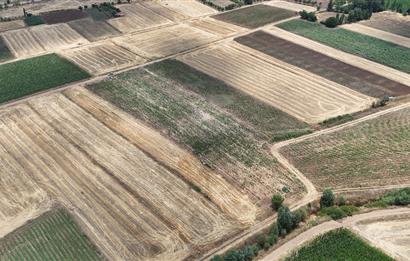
[360,11,410,38]
[354,218,410,260]
[281,105,410,190]
[0,20,25,32]
[206,0,236,10]
[113,24,218,59]
[179,42,375,123]
[187,17,245,36]
[213,4,295,28]
[236,30,410,98]
[265,0,317,12]
[140,1,188,21]
[88,59,307,211]
[68,18,120,42]
[0,54,89,103]
[159,0,218,17]
[0,37,12,62]
[0,209,102,260]
[277,19,410,73]
[2,24,88,58]
[107,3,171,33]
[285,229,394,261]
[60,42,146,75]
[0,90,248,260]
[40,9,88,24]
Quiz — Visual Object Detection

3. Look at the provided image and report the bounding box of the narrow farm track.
[261,208,410,261]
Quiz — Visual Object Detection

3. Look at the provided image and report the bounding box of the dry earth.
[140,1,189,21]
[68,18,120,42]
[179,42,375,123]
[2,23,88,58]
[360,11,410,38]
[187,17,245,37]
[158,0,218,17]
[114,24,219,59]
[266,26,410,87]
[342,23,410,48]
[0,20,25,33]
[60,41,146,75]
[265,0,316,12]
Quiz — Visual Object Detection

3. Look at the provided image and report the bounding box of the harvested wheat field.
[60,42,145,75]
[0,92,246,260]
[140,1,188,21]
[187,17,245,36]
[342,23,410,48]
[108,3,171,33]
[360,11,410,38]
[281,105,410,190]
[0,20,25,33]
[265,0,316,12]
[2,24,88,58]
[88,60,307,214]
[114,24,218,59]
[68,18,120,42]
[236,30,410,98]
[179,42,375,123]
[158,0,218,17]
[354,217,410,261]
[266,26,410,86]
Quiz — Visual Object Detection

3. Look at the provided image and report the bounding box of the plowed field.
[360,11,410,38]
[114,24,218,59]
[140,1,188,21]
[179,42,375,123]
[236,31,410,97]
[60,42,146,75]
[0,91,244,260]
[68,18,120,42]
[187,17,245,36]
[158,0,217,17]
[281,106,410,190]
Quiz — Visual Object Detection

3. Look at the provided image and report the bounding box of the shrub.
[299,10,317,22]
[337,195,346,206]
[322,16,338,27]
[320,189,335,208]
[211,255,224,261]
[271,194,284,210]
[320,206,347,220]
[277,206,293,234]
[256,235,266,249]
[339,205,359,216]
[347,7,372,22]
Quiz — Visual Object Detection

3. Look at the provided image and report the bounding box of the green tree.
[320,189,335,208]
[271,194,284,210]
[277,206,293,235]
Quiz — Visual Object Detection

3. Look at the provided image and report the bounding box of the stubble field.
[179,42,375,123]
[68,18,120,42]
[236,30,410,98]
[281,106,410,190]
[360,11,410,38]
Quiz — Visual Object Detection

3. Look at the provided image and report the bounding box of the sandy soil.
[265,0,316,12]
[2,23,88,58]
[360,11,410,38]
[187,17,245,36]
[141,1,189,22]
[265,26,410,87]
[342,23,410,48]
[60,41,146,75]
[179,42,375,124]
[158,0,218,17]
[0,20,25,33]
[114,23,219,59]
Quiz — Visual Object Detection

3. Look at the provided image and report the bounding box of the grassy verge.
[0,54,90,104]
[277,19,410,73]
[24,15,45,26]
[285,228,394,261]
[0,209,101,260]
[214,4,295,28]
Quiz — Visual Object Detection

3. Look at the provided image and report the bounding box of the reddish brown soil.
[236,31,410,98]
[41,9,88,24]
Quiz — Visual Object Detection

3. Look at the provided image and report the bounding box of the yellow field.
[158,0,218,17]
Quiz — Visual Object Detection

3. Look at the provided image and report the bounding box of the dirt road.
[261,207,410,261]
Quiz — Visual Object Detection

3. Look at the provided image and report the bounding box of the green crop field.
[277,19,410,73]
[281,106,410,190]
[0,209,101,261]
[0,54,90,104]
[286,229,394,261]
[89,59,307,207]
[0,38,13,62]
[214,4,295,28]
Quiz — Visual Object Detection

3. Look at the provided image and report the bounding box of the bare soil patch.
[0,20,25,32]
[140,1,188,21]
[158,0,218,17]
[236,30,410,98]
[41,9,88,24]
[360,11,410,38]
[265,0,316,12]
[187,17,245,36]
[68,18,120,42]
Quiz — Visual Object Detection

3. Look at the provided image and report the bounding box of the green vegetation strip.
[214,4,295,28]
[0,54,90,104]
[0,209,101,260]
[286,228,394,261]
[277,19,410,73]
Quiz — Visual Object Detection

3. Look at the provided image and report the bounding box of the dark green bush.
[320,189,335,208]
[322,16,338,27]
[277,206,293,234]
[271,194,284,210]
[299,10,317,22]
[320,206,347,220]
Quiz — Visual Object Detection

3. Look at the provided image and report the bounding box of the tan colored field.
[0,20,25,33]
[342,23,410,48]
[114,24,219,59]
[179,42,375,123]
[0,90,252,260]
[108,3,172,33]
[360,11,410,38]
[354,217,410,261]
[265,0,316,12]
[158,0,218,17]
[60,42,146,75]
[187,17,245,36]
[2,24,88,58]
[141,1,189,21]
[266,26,410,87]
